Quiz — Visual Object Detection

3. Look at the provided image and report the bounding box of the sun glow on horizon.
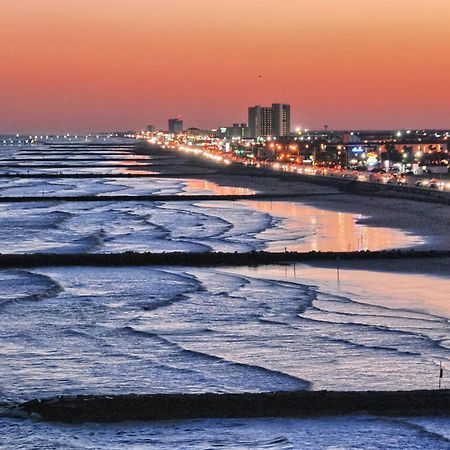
[1,0,450,133]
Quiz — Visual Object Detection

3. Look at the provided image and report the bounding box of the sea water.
[1,142,449,449]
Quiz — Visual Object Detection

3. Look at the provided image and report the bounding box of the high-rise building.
[272,103,291,137]
[248,104,291,138]
[168,118,183,134]
[248,106,261,138]
[261,107,273,137]
[248,106,272,138]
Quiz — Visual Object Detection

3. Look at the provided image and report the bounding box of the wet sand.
[203,178,450,251]
[137,144,450,252]
[228,262,450,318]
[240,199,424,252]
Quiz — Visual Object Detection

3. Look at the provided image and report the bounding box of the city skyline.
[1,0,450,133]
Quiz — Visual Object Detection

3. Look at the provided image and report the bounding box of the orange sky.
[1,0,450,133]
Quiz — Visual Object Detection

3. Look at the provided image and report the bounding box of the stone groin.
[0,249,448,269]
[20,390,450,423]
[0,192,342,203]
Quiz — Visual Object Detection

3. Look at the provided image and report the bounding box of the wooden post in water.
[439,361,444,389]
[336,257,340,284]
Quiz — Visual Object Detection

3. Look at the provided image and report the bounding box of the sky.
[1,0,450,133]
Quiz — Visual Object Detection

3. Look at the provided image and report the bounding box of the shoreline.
[134,142,450,252]
[3,140,448,271]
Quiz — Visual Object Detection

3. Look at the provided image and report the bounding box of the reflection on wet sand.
[244,200,424,252]
[228,264,450,319]
[185,179,256,196]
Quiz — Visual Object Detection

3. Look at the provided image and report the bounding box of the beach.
[135,143,450,252]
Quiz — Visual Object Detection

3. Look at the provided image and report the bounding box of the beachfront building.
[272,103,291,137]
[248,104,291,138]
[168,118,183,134]
[216,123,249,140]
[248,105,271,138]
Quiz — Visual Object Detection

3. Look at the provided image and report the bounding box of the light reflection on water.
[184,180,423,252]
[115,160,149,166]
[242,200,424,252]
[180,179,424,252]
[117,169,159,175]
[185,179,256,196]
[228,264,450,320]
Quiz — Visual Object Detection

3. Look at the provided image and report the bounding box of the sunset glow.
[2,0,450,133]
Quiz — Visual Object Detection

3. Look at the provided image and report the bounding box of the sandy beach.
[137,143,450,258]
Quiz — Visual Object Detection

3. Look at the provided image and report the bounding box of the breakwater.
[0,173,216,179]
[0,163,156,169]
[0,192,342,203]
[20,390,450,423]
[40,143,137,149]
[0,158,151,163]
[0,249,448,269]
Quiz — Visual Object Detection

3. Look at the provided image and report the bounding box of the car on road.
[429,178,445,190]
[415,179,430,188]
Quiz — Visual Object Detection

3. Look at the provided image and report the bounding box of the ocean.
[1,139,449,449]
